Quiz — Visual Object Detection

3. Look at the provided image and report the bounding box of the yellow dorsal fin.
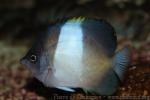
[68,17,86,23]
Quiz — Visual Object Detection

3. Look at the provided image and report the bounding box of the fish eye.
[30,55,37,63]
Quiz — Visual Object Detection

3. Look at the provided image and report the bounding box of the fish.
[20,17,130,95]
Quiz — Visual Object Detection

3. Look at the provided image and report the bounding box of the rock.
[143,90,148,96]
[121,87,126,91]
[129,66,137,70]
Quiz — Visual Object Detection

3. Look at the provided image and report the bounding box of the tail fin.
[113,46,131,82]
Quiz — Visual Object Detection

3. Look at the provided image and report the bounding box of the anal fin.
[56,87,75,92]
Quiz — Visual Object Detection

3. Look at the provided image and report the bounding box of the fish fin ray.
[113,46,130,82]
[56,87,75,92]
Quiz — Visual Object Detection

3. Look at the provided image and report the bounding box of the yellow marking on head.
[68,17,86,23]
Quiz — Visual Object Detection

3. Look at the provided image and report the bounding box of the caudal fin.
[113,46,130,82]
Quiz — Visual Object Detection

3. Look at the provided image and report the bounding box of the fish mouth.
[20,59,30,69]
[20,59,30,70]
[20,58,37,75]
[20,58,26,65]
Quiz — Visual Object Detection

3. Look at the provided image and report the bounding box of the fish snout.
[20,57,27,65]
